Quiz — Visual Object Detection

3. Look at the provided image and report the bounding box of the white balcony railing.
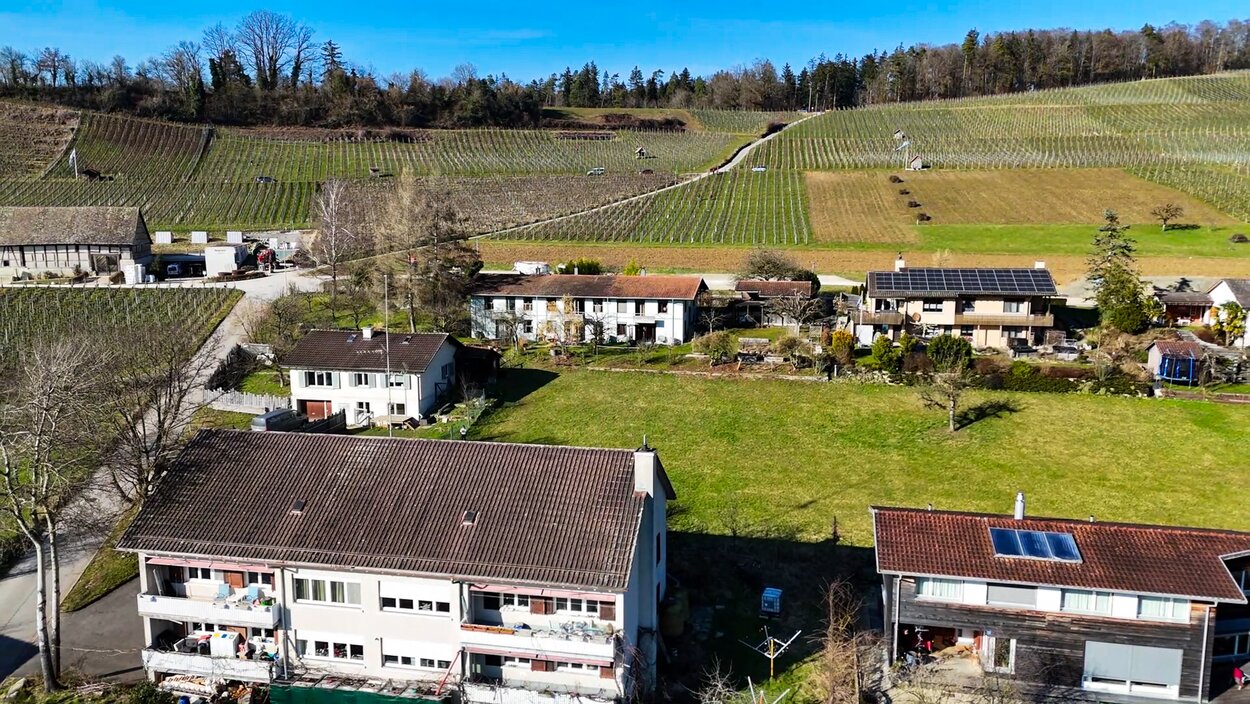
[459,624,615,661]
[463,681,616,704]
[141,649,274,682]
[137,593,280,628]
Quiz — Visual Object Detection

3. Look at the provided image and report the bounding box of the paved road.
[0,270,321,681]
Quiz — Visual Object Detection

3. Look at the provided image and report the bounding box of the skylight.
[989,527,1081,562]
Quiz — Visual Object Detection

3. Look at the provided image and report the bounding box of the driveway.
[0,269,321,681]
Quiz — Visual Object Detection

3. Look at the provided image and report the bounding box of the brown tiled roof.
[281,330,461,373]
[1148,340,1204,358]
[119,430,674,591]
[734,280,817,298]
[472,273,707,301]
[872,507,1250,602]
[0,206,148,246]
[1209,279,1250,306]
[1158,291,1212,305]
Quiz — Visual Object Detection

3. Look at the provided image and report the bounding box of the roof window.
[462,510,478,526]
[290,499,307,515]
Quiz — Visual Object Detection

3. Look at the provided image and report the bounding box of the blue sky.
[1,0,1245,81]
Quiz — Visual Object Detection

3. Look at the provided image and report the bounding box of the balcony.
[855,310,905,326]
[459,623,616,661]
[141,649,274,682]
[463,680,616,704]
[953,313,1054,327]
[137,593,280,628]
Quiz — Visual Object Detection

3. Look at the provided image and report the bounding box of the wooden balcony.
[953,313,1054,327]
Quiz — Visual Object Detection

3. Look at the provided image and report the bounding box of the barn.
[0,206,153,281]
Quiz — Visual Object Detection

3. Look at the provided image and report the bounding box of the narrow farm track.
[473,112,820,242]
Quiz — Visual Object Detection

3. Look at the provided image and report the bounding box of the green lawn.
[472,368,1250,546]
[918,223,1250,258]
[239,368,289,397]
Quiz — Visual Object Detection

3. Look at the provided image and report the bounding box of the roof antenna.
[927,503,933,512]
[1089,515,1096,523]
[641,434,649,451]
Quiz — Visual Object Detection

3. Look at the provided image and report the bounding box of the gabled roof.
[1157,291,1212,305]
[0,206,149,246]
[872,506,1250,603]
[1146,340,1204,358]
[119,430,675,591]
[1208,279,1250,306]
[734,280,817,298]
[472,274,707,301]
[867,268,1056,298]
[281,330,460,373]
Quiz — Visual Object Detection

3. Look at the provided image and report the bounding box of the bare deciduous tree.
[313,179,364,319]
[104,334,220,506]
[919,369,974,432]
[816,580,874,704]
[0,340,102,691]
[1150,202,1184,231]
[35,47,69,87]
[765,293,822,330]
[236,10,301,91]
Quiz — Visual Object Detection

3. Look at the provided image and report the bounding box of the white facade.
[287,342,457,425]
[470,295,698,346]
[1204,281,1250,348]
[129,450,671,704]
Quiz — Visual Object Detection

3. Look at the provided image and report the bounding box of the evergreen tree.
[1088,210,1149,333]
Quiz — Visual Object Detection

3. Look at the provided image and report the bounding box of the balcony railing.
[953,313,1054,327]
[141,649,274,682]
[459,623,615,660]
[137,593,280,628]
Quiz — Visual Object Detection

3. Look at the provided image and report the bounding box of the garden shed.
[1145,340,1204,385]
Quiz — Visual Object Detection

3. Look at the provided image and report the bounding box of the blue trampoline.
[1158,350,1200,385]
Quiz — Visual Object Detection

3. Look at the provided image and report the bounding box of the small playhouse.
[1146,340,1204,385]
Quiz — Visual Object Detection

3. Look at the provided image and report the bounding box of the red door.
[300,400,332,420]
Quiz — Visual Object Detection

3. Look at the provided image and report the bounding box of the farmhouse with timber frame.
[856,258,1057,350]
[118,430,674,704]
[0,205,153,280]
[873,497,1250,703]
[469,274,707,346]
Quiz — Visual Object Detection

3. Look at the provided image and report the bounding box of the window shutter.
[330,373,340,390]
[531,659,554,672]
[599,666,615,679]
[598,602,616,620]
[531,597,553,615]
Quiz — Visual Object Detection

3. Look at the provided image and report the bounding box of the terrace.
[136,591,280,628]
[462,589,619,660]
[139,559,280,628]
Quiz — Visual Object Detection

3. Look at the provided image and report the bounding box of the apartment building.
[118,430,673,704]
[469,274,707,346]
[281,328,460,425]
[857,260,1057,350]
[873,496,1250,703]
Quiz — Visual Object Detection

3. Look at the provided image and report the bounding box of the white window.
[501,593,531,609]
[186,567,214,580]
[1138,596,1188,621]
[556,597,597,613]
[355,401,372,415]
[303,371,335,387]
[381,639,451,670]
[389,403,406,416]
[1061,589,1112,615]
[558,662,590,672]
[915,577,962,600]
[1004,300,1023,313]
[441,363,453,380]
[352,372,372,387]
[960,300,976,313]
[388,374,406,388]
[987,583,1037,607]
[616,301,628,314]
[293,577,361,606]
[250,627,275,639]
[379,583,450,614]
[245,571,274,587]
[1233,569,1250,593]
[922,300,943,312]
[189,622,220,632]
[296,636,364,661]
[503,656,531,667]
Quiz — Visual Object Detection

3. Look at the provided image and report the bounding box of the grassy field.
[472,369,1250,545]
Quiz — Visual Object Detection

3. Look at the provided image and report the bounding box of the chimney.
[633,442,657,497]
[1034,260,1046,270]
[1013,492,1026,520]
[894,256,906,272]
[361,326,374,340]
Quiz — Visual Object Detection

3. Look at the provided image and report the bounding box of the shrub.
[127,681,175,704]
[776,334,804,358]
[898,188,910,195]
[693,331,738,365]
[560,257,602,275]
[888,175,903,183]
[1230,233,1249,243]
[926,335,972,372]
[1002,360,1075,393]
[622,259,643,275]
[828,329,855,366]
[901,351,932,375]
[1088,376,1149,396]
[916,213,932,223]
[907,200,921,208]
[1192,326,1217,343]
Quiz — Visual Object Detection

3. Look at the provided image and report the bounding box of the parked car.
[254,175,277,183]
[586,167,606,176]
[251,408,304,431]
[751,166,767,172]
[639,168,654,175]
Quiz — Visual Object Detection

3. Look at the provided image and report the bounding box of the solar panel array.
[869,268,1057,296]
[989,527,1082,562]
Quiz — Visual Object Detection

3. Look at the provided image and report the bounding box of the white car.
[586,167,606,176]
[751,166,767,172]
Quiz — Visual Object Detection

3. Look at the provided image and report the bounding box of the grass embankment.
[472,367,1250,545]
[61,509,137,612]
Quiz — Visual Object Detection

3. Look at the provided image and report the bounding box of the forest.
[2,13,1249,128]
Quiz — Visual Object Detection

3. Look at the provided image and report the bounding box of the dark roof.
[1209,279,1250,306]
[0,206,148,246]
[472,274,707,301]
[119,430,675,591]
[872,506,1250,603]
[1158,291,1212,305]
[281,330,460,373]
[867,268,1056,298]
[1148,340,1204,358]
[734,280,817,298]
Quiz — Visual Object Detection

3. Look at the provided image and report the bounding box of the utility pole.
[384,273,392,439]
